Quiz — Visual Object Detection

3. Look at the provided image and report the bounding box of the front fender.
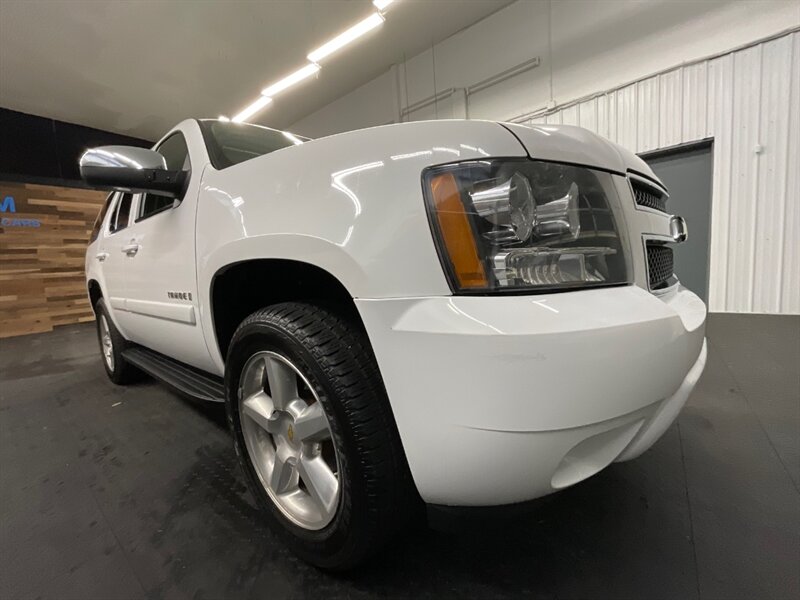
[196,120,527,300]
[200,234,369,300]
[194,120,527,370]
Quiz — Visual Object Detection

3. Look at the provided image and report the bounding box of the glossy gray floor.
[1,314,798,600]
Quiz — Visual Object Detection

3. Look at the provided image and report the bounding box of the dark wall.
[0,108,153,187]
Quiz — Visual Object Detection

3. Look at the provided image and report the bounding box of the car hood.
[500,122,663,187]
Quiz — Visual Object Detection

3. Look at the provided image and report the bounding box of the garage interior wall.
[290,0,800,315]
[0,182,106,337]
[0,109,152,337]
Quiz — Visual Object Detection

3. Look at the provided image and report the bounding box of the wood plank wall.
[0,181,106,338]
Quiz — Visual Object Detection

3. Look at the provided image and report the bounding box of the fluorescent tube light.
[307,13,384,63]
[261,63,320,97]
[373,0,395,10]
[282,131,305,145]
[218,115,230,122]
[232,96,273,123]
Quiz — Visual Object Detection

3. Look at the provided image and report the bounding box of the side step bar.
[122,346,226,403]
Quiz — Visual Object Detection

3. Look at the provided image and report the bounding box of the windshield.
[198,119,311,169]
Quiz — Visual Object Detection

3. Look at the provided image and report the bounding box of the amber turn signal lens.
[430,173,487,289]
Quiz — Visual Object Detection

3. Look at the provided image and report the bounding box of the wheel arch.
[210,258,366,361]
[87,279,103,313]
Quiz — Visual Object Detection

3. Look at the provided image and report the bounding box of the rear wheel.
[226,302,419,570]
[94,298,140,384]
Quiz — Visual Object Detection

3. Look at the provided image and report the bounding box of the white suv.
[82,119,707,569]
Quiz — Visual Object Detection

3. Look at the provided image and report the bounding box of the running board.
[122,346,226,403]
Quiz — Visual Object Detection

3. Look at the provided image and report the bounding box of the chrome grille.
[632,180,668,212]
[646,243,674,289]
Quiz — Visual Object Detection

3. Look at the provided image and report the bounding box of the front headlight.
[423,159,631,293]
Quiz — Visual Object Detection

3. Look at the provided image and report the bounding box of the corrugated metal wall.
[520,31,799,314]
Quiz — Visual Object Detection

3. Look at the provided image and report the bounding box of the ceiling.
[0,0,514,141]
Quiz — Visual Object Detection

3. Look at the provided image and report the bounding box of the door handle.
[95,252,109,262]
[121,243,140,256]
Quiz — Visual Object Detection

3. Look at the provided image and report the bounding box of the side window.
[90,192,114,243]
[138,133,191,221]
[109,193,133,234]
[139,193,174,221]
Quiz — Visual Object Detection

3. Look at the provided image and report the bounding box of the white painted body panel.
[90,217,130,332]
[357,285,705,505]
[85,119,707,507]
[501,122,661,182]
[120,122,215,371]
[195,120,526,372]
[87,120,217,372]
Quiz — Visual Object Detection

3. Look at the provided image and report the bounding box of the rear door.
[118,129,215,372]
[96,191,136,335]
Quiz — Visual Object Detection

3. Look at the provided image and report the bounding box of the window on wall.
[138,132,191,221]
[109,193,133,233]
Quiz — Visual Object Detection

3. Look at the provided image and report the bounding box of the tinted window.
[109,193,133,233]
[90,193,114,242]
[139,133,190,220]
[199,120,309,169]
[139,193,174,220]
[156,132,191,171]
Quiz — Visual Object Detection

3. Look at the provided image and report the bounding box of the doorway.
[642,141,713,303]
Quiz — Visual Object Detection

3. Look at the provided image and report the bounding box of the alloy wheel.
[100,315,114,371]
[238,351,340,530]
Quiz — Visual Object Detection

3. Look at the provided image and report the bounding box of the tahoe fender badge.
[167,291,192,301]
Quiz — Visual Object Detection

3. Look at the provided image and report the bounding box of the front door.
[121,131,214,372]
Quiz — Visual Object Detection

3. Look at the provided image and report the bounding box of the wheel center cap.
[287,423,295,443]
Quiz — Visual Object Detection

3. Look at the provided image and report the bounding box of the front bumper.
[356,284,706,506]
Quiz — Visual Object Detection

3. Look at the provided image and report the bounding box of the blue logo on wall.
[1,195,41,228]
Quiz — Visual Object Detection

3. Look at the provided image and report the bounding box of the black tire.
[225,302,420,570]
[94,298,140,385]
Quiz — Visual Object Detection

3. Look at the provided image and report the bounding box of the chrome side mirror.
[79,145,187,198]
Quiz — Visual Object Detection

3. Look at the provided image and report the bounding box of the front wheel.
[226,302,419,570]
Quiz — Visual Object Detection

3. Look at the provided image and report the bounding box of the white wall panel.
[545,112,562,125]
[682,62,708,142]
[636,78,660,153]
[706,53,735,310]
[780,33,799,314]
[727,44,761,312]
[560,104,580,127]
[577,98,597,134]
[754,35,793,313]
[538,32,799,313]
[596,94,611,141]
[658,69,683,149]
[616,85,637,150]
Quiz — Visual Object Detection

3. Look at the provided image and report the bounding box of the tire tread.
[229,302,419,569]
